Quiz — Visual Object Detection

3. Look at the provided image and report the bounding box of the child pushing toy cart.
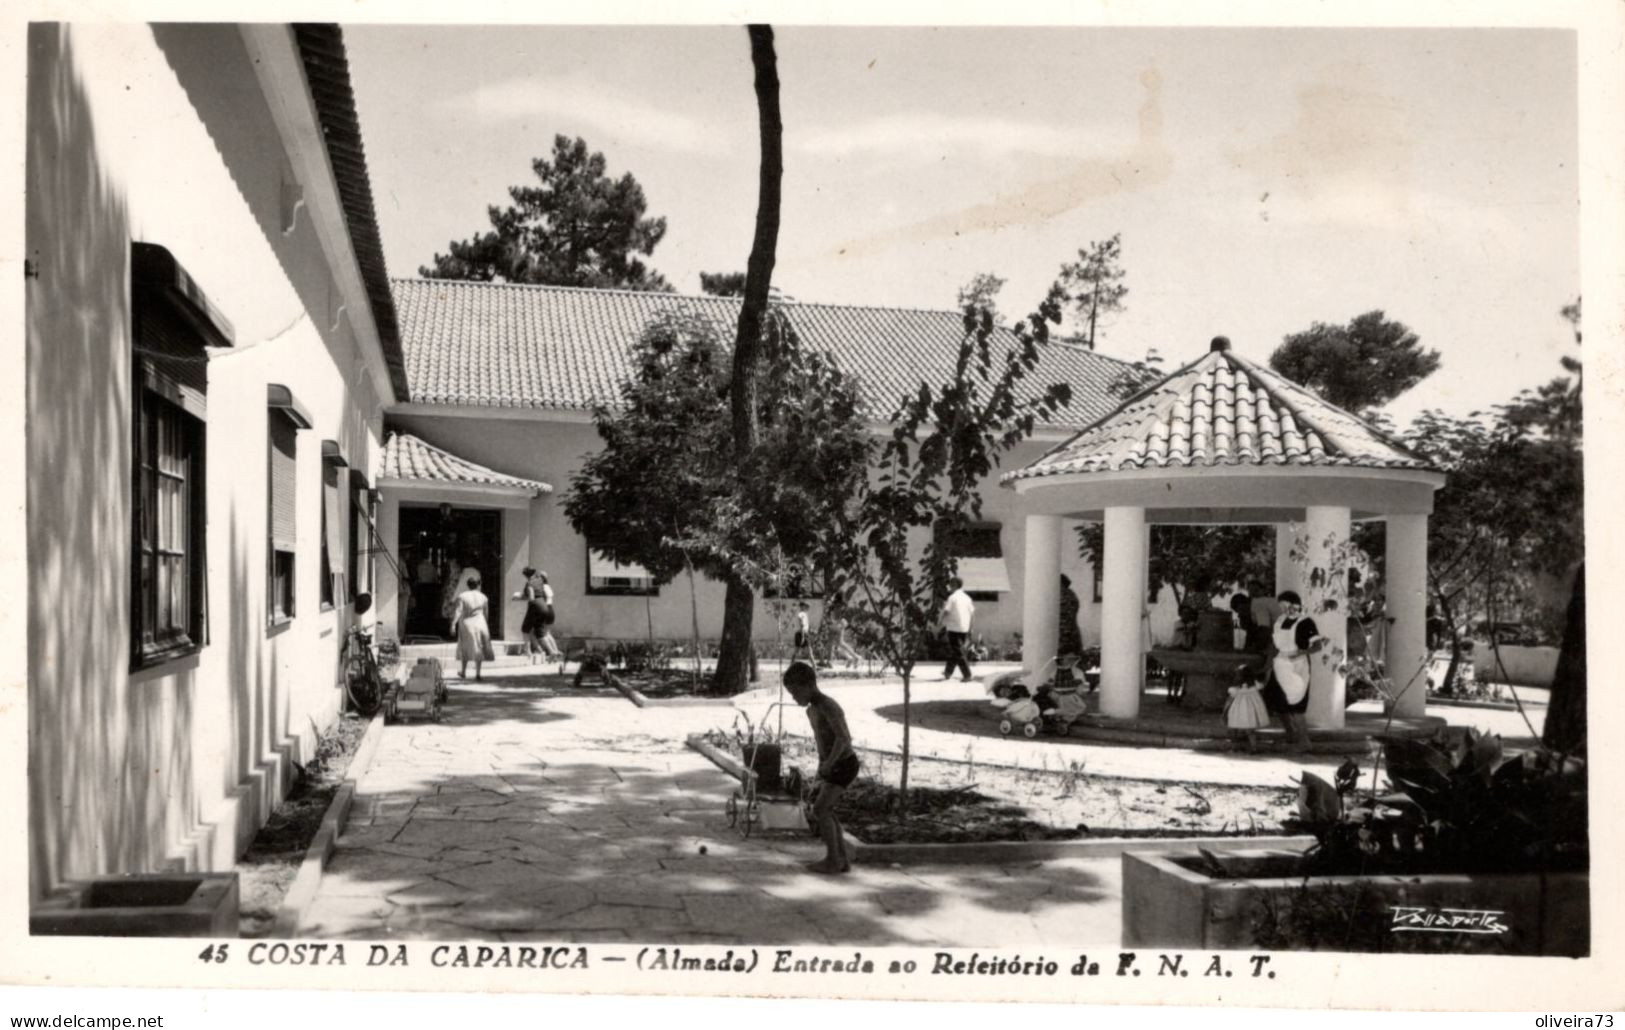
[724,702,815,838]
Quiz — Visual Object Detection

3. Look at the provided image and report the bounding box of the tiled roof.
[292,25,411,403]
[392,278,1134,426]
[380,432,552,495]
[1004,339,1437,483]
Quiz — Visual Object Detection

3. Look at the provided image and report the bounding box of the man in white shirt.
[939,576,976,682]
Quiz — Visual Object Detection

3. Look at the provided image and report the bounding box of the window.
[585,540,659,596]
[267,384,311,626]
[936,521,1011,603]
[348,469,370,601]
[319,442,345,610]
[129,242,229,670]
[133,390,206,664]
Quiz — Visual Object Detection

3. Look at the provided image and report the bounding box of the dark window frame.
[266,388,310,628]
[128,242,226,673]
[130,384,207,670]
[936,520,1006,603]
[347,471,368,603]
[318,460,339,611]
[584,538,660,597]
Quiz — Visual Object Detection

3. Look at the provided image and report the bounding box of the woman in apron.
[1262,590,1319,748]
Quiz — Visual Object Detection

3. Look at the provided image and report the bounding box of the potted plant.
[1122,731,1588,954]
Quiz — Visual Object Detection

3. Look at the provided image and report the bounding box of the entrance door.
[398,505,504,641]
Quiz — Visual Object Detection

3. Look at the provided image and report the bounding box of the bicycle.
[342,593,387,718]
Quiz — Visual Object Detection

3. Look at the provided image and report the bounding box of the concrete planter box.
[32,873,239,937]
[1122,849,1587,956]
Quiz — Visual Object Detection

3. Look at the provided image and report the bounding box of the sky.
[344,24,1580,427]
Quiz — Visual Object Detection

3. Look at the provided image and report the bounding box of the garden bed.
[703,731,1297,846]
[235,714,369,938]
[608,668,735,702]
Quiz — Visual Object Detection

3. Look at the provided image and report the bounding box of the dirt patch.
[708,731,1297,845]
[614,668,732,699]
[235,714,369,938]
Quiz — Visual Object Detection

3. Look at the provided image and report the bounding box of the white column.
[375,493,400,639]
[1304,505,1351,729]
[1275,523,1300,597]
[1385,514,1430,717]
[1100,506,1147,718]
[527,495,548,570]
[1021,515,1062,687]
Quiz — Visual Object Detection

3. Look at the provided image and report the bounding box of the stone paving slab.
[298,670,1125,946]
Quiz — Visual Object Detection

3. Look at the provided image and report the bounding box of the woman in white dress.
[451,572,496,680]
[1261,590,1320,748]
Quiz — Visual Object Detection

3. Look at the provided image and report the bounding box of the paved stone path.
[299,673,1122,944]
[301,663,1541,942]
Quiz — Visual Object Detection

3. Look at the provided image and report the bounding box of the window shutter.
[269,414,298,550]
[322,460,343,597]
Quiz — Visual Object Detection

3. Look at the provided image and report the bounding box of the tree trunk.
[713,24,784,690]
[714,573,757,695]
[686,561,703,688]
[899,668,912,814]
[1543,563,1586,754]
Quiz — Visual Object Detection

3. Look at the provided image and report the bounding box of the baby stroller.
[994,655,1089,737]
[999,683,1088,737]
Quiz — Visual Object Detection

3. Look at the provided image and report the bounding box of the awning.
[267,383,313,429]
[132,242,234,349]
[321,439,347,466]
[959,556,1011,593]
[588,550,652,581]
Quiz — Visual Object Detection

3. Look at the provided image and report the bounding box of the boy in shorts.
[783,661,859,874]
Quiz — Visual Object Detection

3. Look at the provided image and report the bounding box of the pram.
[992,655,1089,737]
[385,657,447,722]
[999,684,1088,737]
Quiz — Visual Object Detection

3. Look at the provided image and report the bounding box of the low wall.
[1473,645,1559,688]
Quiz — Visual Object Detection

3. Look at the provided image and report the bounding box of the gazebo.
[1002,337,1446,730]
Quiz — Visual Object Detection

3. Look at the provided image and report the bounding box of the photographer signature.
[1389,906,1510,935]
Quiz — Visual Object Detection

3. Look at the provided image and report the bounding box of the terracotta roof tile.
[380,432,551,495]
[1004,343,1437,482]
[392,278,1133,426]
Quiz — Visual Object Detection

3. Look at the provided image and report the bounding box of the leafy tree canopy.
[955,272,1007,322]
[1060,233,1127,350]
[421,135,670,291]
[1269,310,1440,415]
[563,308,869,599]
[699,271,748,297]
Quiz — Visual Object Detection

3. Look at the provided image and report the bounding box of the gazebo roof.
[1003,337,1435,484]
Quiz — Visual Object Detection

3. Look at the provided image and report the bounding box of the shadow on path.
[304,679,1121,945]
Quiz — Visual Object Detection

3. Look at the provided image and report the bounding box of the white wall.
[26,24,384,900]
[379,413,1178,653]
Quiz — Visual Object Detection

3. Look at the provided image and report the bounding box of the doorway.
[398,504,504,641]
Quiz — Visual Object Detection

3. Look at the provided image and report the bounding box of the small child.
[1225,663,1270,752]
[792,601,812,660]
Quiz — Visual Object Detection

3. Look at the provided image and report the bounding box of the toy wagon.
[386,657,446,722]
